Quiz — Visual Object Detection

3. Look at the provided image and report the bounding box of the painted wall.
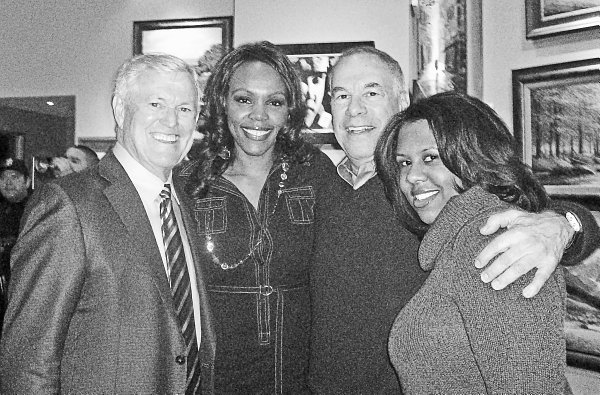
[0,0,234,140]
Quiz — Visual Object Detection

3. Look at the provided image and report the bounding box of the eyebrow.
[396,147,438,154]
[147,95,195,105]
[330,87,347,95]
[331,82,384,94]
[364,82,384,89]
[229,88,287,96]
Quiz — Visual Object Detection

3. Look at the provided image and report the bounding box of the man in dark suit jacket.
[0,54,216,394]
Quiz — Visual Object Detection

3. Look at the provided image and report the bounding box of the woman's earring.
[219,147,231,160]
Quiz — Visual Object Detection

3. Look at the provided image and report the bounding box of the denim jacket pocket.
[194,197,227,235]
[283,186,315,224]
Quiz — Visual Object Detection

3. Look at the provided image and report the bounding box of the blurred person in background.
[0,157,31,335]
[52,144,100,177]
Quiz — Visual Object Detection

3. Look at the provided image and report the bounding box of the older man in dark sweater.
[308,46,598,394]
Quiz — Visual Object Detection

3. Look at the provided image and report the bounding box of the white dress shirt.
[336,156,378,190]
[113,143,201,347]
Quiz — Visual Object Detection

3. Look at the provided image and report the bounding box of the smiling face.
[113,70,198,181]
[226,61,289,161]
[396,120,462,224]
[330,54,404,168]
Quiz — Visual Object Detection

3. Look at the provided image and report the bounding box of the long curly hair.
[375,91,549,236]
[186,41,311,198]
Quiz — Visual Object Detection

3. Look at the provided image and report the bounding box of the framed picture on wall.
[412,0,467,97]
[512,58,600,196]
[133,17,233,66]
[277,41,374,145]
[513,59,600,371]
[410,0,482,100]
[526,0,600,39]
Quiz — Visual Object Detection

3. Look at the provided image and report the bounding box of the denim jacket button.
[175,355,186,365]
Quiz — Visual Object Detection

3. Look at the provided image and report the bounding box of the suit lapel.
[99,152,174,310]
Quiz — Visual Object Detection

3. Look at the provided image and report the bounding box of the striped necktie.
[159,184,201,393]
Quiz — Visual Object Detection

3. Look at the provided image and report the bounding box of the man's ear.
[398,91,410,112]
[112,95,125,130]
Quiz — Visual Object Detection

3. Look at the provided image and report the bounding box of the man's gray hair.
[328,46,409,107]
[113,53,201,107]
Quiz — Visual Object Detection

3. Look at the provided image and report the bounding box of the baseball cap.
[0,157,29,177]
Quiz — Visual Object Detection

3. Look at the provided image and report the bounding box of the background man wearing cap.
[0,157,31,239]
[0,157,31,334]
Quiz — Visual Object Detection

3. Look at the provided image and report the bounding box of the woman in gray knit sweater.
[376,91,569,394]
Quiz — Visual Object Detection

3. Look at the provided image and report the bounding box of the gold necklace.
[205,162,289,270]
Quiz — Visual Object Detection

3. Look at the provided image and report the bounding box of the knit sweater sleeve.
[447,215,568,394]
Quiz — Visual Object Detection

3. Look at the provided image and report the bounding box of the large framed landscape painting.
[512,59,600,196]
[513,58,600,371]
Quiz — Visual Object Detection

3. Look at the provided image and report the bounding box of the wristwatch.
[564,211,582,249]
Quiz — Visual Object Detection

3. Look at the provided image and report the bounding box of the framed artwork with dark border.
[277,41,374,145]
[133,17,233,67]
[526,0,600,39]
[512,58,600,196]
[513,59,600,371]
[410,0,482,101]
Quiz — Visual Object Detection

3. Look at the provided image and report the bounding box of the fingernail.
[480,272,490,283]
[523,289,533,298]
[474,259,483,269]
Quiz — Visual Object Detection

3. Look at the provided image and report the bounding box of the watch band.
[565,211,582,233]
[564,211,582,249]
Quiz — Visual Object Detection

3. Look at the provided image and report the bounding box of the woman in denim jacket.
[177,41,336,394]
